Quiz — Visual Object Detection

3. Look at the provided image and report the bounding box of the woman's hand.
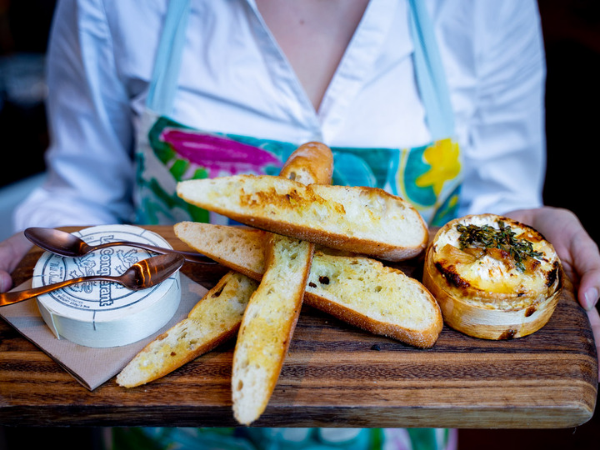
[0,232,33,293]
[506,207,600,378]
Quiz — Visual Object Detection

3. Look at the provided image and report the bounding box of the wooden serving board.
[0,226,597,428]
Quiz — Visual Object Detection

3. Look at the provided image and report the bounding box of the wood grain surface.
[0,226,597,428]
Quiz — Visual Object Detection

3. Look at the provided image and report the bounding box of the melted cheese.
[433,216,557,296]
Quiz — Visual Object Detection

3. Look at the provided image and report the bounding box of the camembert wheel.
[423,214,562,340]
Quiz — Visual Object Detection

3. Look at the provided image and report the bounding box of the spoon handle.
[0,276,121,307]
[88,242,215,264]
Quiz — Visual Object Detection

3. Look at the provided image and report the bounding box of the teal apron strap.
[146,0,191,116]
[407,0,455,141]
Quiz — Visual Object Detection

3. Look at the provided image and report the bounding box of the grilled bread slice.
[422,214,562,340]
[116,271,258,388]
[232,142,333,425]
[174,221,443,349]
[177,175,428,261]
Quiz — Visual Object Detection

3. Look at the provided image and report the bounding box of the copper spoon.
[24,227,215,264]
[0,253,185,307]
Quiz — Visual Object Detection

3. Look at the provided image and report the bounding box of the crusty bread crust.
[174,222,443,349]
[231,142,333,425]
[116,271,258,388]
[177,175,428,261]
[422,214,562,340]
[278,141,333,186]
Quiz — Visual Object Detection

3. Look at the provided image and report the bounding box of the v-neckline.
[245,0,399,123]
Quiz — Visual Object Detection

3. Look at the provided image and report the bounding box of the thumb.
[586,307,600,379]
[0,270,13,293]
[569,230,600,310]
[0,231,33,293]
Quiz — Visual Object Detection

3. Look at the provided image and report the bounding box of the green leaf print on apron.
[129,1,459,447]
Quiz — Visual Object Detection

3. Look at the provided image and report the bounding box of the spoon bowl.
[0,253,185,307]
[24,227,215,264]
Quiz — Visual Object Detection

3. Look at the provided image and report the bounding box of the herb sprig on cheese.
[456,221,543,272]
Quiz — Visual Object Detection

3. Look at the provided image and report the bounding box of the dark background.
[0,0,599,449]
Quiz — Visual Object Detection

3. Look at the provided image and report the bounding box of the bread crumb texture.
[175,221,267,276]
[232,235,311,425]
[307,253,438,329]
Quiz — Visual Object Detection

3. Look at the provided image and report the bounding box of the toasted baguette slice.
[232,234,314,425]
[422,214,562,340]
[177,175,428,261]
[116,271,258,388]
[175,222,443,349]
[232,142,332,425]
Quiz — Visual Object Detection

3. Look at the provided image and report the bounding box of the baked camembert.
[423,214,562,340]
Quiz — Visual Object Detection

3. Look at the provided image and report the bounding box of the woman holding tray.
[1,1,599,449]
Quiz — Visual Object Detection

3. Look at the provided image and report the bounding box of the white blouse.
[14,0,546,231]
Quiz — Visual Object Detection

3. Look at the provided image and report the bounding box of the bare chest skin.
[255,0,370,112]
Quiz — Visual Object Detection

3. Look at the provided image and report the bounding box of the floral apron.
[126,1,461,449]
